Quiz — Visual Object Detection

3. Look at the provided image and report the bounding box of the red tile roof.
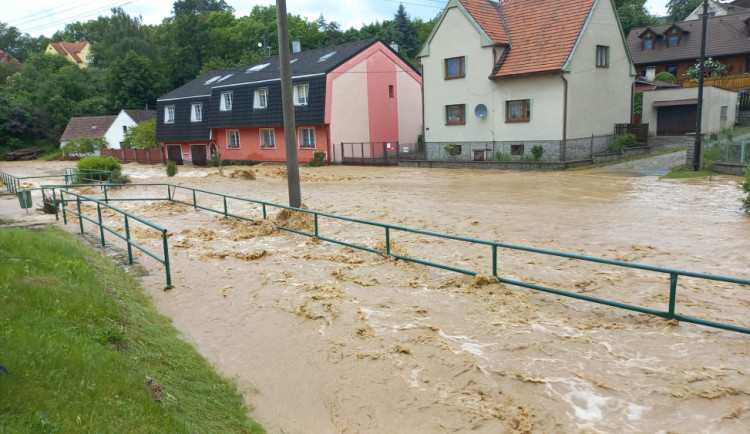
[60,116,116,142]
[458,0,509,45]
[48,41,89,63]
[0,49,19,64]
[492,0,596,77]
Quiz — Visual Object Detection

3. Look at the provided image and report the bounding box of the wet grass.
[0,215,18,225]
[0,227,264,433]
[661,165,716,179]
[568,147,685,171]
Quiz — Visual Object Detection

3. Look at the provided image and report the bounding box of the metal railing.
[1,169,112,194]
[37,182,750,335]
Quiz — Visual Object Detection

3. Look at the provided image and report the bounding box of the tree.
[615,0,658,35]
[61,136,108,156]
[173,0,232,17]
[667,0,702,22]
[393,4,419,59]
[0,22,43,62]
[105,50,163,109]
[122,119,156,149]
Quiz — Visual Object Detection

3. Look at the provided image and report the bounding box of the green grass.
[567,147,686,171]
[0,215,17,225]
[39,149,63,161]
[661,165,716,179]
[0,227,264,433]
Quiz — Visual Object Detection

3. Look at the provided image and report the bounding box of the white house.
[60,109,156,153]
[419,0,636,162]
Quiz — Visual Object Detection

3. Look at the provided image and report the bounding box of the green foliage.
[219,159,260,166]
[307,151,326,167]
[207,149,222,167]
[654,71,677,83]
[0,227,263,432]
[39,149,63,161]
[634,92,643,115]
[531,144,544,161]
[110,169,132,184]
[122,119,157,149]
[741,165,750,212]
[615,0,658,35]
[62,137,109,157]
[494,151,511,161]
[703,146,720,173]
[609,133,638,152]
[105,51,164,109]
[667,0,702,22]
[166,160,178,177]
[444,143,461,157]
[77,156,121,181]
[685,58,728,81]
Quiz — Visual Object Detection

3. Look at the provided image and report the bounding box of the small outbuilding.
[641,86,737,136]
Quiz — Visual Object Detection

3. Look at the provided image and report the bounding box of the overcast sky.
[5,0,672,39]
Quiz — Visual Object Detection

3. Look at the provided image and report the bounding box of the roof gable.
[60,115,116,142]
[418,0,507,58]
[122,109,156,123]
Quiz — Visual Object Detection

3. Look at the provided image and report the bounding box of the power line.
[382,0,445,9]
[15,0,139,35]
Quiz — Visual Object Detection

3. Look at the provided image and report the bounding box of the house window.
[389,85,394,98]
[254,88,268,109]
[596,45,609,68]
[446,104,465,125]
[668,35,679,47]
[444,56,466,79]
[643,38,653,50]
[511,145,524,156]
[164,105,175,124]
[260,129,275,149]
[227,129,240,149]
[506,100,530,122]
[191,103,202,122]
[122,125,127,133]
[220,91,233,111]
[721,106,728,121]
[299,128,316,149]
[294,84,309,106]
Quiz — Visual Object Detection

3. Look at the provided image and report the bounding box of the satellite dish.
[475,104,488,119]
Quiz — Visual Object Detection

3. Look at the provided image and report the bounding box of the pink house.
[156,38,422,165]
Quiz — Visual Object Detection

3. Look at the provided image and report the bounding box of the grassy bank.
[0,226,263,433]
[567,147,685,171]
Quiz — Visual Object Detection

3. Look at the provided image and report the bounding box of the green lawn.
[0,226,264,433]
[567,147,686,171]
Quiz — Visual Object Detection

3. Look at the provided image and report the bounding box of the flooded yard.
[1,159,749,433]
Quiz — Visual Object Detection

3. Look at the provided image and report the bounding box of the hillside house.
[45,41,92,68]
[60,109,156,152]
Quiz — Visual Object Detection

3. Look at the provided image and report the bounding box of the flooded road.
[1,160,749,432]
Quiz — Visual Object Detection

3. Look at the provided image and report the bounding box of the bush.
[741,165,750,212]
[444,143,461,157]
[307,151,326,167]
[76,156,121,182]
[654,71,676,83]
[494,151,511,161]
[110,169,131,184]
[608,133,637,152]
[219,159,261,167]
[166,161,178,177]
[531,144,544,161]
[62,137,108,157]
[207,150,221,167]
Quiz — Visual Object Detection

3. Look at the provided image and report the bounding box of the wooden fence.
[102,148,164,164]
[681,74,750,92]
[614,123,649,143]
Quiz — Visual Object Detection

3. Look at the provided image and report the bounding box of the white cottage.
[419,0,636,162]
[60,109,156,152]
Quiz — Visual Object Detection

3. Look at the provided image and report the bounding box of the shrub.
[494,151,511,161]
[633,92,643,115]
[62,137,108,157]
[307,151,326,167]
[444,143,461,157]
[531,144,544,161]
[207,150,221,167]
[166,161,178,177]
[608,133,637,152]
[741,165,750,212]
[219,159,261,167]
[703,146,720,174]
[76,156,121,182]
[654,71,676,83]
[110,169,131,184]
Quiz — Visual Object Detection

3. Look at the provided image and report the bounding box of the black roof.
[159,38,415,101]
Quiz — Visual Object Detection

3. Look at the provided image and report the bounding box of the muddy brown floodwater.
[1,160,749,433]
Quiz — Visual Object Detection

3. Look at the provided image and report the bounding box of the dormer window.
[665,27,684,48]
[642,31,654,50]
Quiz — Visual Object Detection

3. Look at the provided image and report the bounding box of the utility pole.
[276,0,301,207]
[694,0,709,171]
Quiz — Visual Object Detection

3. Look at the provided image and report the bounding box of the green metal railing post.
[314,214,319,238]
[223,196,228,216]
[192,190,197,209]
[52,189,59,221]
[104,185,109,204]
[61,191,68,225]
[162,230,172,287]
[492,245,498,277]
[668,273,678,319]
[124,215,133,265]
[76,196,84,234]
[97,203,105,247]
[167,185,172,201]
[262,203,267,219]
[385,227,391,256]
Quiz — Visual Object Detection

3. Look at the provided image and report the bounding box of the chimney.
[645,66,656,82]
[292,40,301,53]
[389,42,399,52]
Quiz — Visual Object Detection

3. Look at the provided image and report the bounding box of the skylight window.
[204,76,221,85]
[217,74,234,82]
[318,51,337,62]
[290,58,298,64]
[247,63,270,72]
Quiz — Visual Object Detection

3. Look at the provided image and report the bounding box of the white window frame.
[293,84,309,106]
[299,127,316,149]
[220,91,233,111]
[227,129,240,149]
[260,128,276,149]
[254,88,269,109]
[191,103,202,122]
[164,105,175,124]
